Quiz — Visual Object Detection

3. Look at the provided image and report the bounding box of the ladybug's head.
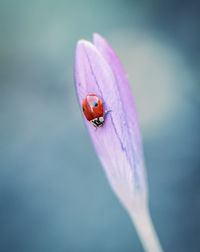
[90,116,104,127]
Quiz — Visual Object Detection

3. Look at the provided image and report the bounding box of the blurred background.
[0,0,200,251]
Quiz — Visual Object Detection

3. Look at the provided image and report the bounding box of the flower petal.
[75,38,147,208]
[93,33,142,151]
[93,34,147,188]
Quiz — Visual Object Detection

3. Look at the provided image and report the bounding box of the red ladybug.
[82,94,105,127]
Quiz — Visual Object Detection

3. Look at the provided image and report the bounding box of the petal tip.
[93,33,115,58]
[76,39,98,55]
[93,32,102,40]
[93,33,107,45]
[75,40,95,67]
[76,39,91,50]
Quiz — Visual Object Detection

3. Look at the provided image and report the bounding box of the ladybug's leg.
[104,110,112,117]
[102,101,111,116]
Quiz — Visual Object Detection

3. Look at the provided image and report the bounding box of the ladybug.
[82,94,108,127]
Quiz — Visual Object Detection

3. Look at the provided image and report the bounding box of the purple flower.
[74,34,163,252]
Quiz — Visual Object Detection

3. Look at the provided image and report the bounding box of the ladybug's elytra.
[82,94,106,127]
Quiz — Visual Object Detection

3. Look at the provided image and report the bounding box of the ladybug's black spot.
[93,102,98,107]
[82,108,85,112]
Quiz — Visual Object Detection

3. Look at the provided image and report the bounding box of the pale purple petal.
[93,33,147,190]
[75,37,147,209]
[93,34,143,151]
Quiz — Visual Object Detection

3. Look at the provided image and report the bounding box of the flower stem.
[129,206,164,252]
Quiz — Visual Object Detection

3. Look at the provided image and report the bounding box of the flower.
[74,34,163,252]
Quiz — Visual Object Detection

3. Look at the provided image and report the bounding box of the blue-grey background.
[0,0,200,251]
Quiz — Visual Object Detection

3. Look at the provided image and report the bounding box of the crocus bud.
[74,33,163,252]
